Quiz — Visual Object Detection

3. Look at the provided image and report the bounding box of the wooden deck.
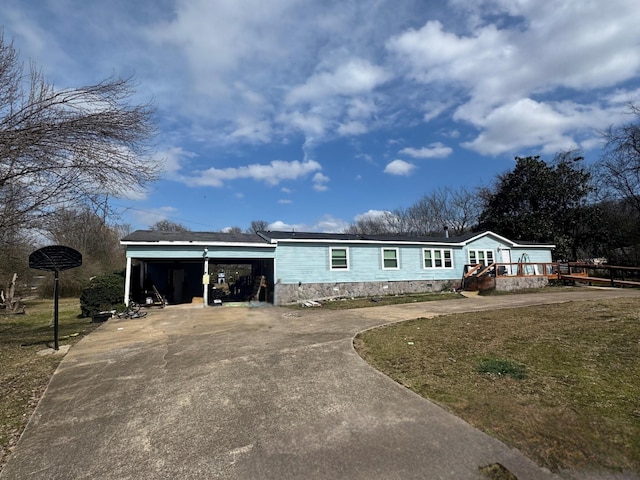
[558,263,640,288]
[560,274,640,287]
[463,262,640,289]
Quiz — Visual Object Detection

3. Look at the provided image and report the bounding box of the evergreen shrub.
[80,272,125,318]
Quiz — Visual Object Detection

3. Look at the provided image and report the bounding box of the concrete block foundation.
[274,280,458,305]
[495,276,549,291]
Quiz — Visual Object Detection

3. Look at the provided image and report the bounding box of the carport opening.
[130,258,274,305]
[208,261,271,303]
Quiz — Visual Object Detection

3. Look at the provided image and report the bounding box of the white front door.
[500,248,512,275]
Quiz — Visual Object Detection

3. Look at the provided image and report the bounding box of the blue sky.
[2,0,640,232]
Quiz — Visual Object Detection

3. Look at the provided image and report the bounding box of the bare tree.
[598,104,640,216]
[149,220,190,232]
[0,225,34,298]
[404,187,481,236]
[346,187,481,237]
[343,211,401,235]
[43,207,127,294]
[0,33,159,234]
[45,207,123,265]
[246,220,269,234]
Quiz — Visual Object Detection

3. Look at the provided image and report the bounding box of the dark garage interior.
[129,258,274,305]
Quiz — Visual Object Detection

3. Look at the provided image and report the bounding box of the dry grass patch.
[354,297,640,475]
[0,298,101,471]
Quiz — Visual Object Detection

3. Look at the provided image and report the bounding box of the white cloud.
[156,147,197,175]
[286,58,390,105]
[147,0,296,96]
[605,88,640,106]
[313,214,349,233]
[389,2,640,103]
[267,215,348,233]
[347,98,376,119]
[422,101,450,122]
[458,98,620,155]
[443,130,460,139]
[278,59,388,142]
[351,209,400,231]
[388,0,640,154]
[353,209,392,222]
[387,20,508,89]
[227,117,273,143]
[384,159,415,176]
[278,199,292,204]
[137,1,410,148]
[267,220,304,232]
[183,159,322,187]
[109,146,190,201]
[400,143,452,159]
[337,121,368,136]
[355,153,373,163]
[277,111,327,138]
[129,206,179,229]
[312,172,330,191]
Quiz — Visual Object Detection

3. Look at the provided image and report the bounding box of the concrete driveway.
[3,288,640,480]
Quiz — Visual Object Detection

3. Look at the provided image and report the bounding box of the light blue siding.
[125,232,554,289]
[462,234,552,264]
[127,244,275,259]
[511,249,553,263]
[274,233,554,285]
[275,242,463,284]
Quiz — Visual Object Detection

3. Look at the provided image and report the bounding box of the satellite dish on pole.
[29,246,82,350]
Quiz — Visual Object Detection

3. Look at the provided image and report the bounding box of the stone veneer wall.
[274,279,459,305]
[495,276,549,291]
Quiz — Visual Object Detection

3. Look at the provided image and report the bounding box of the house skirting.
[495,276,549,291]
[275,279,459,305]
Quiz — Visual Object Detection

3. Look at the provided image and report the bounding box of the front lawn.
[354,297,640,475]
[0,298,100,471]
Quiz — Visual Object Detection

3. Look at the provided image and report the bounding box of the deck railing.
[556,262,640,287]
[464,261,640,287]
[464,262,557,279]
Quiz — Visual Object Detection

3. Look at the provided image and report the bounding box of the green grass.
[354,297,640,475]
[0,298,101,470]
[477,357,527,380]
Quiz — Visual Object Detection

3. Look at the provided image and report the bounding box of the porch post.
[203,250,209,307]
[124,256,132,306]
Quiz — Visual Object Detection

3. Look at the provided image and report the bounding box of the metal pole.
[54,270,59,351]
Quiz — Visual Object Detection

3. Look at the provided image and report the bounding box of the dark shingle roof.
[121,230,268,244]
[258,230,479,244]
[121,229,554,247]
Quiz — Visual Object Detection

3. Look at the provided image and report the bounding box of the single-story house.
[120,230,555,306]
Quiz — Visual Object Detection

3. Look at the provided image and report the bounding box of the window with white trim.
[423,248,453,269]
[330,247,349,270]
[382,248,399,269]
[469,249,494,266]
